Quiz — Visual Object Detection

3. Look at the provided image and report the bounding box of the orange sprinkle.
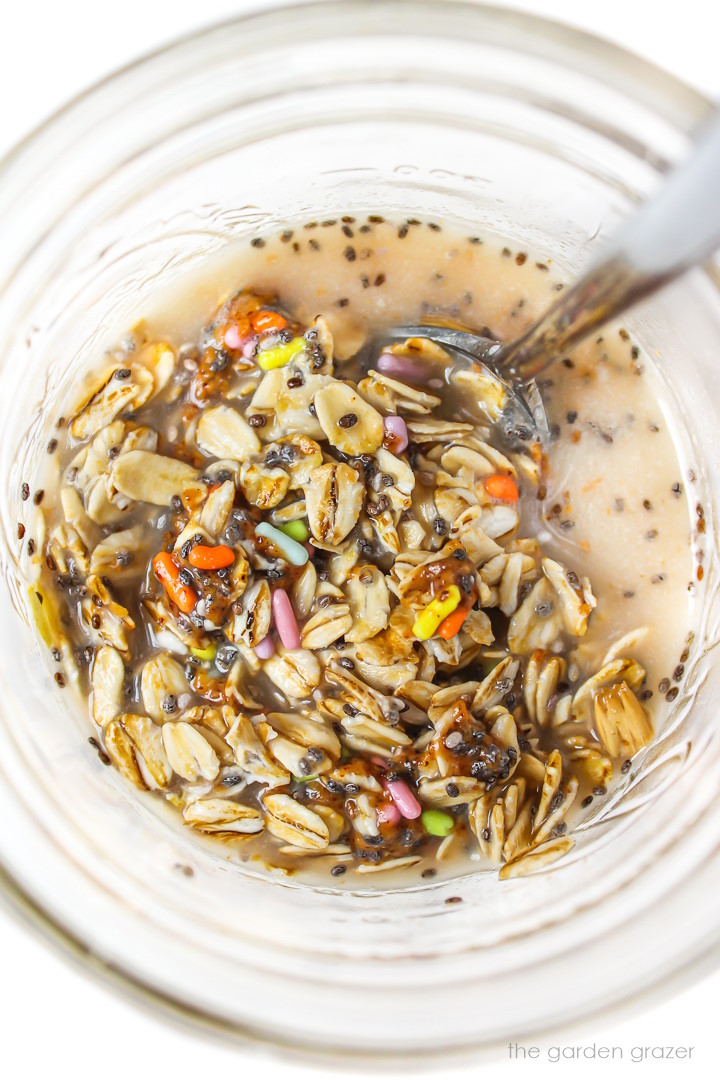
[250,309,288,334]
[188,544,235,570]
[484,474,519,503]
[152,552,197,613]
[437,608,469,639]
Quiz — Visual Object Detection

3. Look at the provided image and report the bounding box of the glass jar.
[0,0,718,1062]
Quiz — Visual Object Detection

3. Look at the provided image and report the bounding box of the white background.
[0,1,717,1077]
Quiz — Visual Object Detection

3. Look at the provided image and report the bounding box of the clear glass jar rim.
[0,0,713,188]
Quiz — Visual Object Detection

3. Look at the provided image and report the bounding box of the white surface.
[0,1,717,1076]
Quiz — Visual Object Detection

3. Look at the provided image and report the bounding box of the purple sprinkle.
[383,414,408,453]
[271,588,301,650]
[254,634,275,660]
[224,325,245,350]
[376,352,429,382]
[383,778,421,820]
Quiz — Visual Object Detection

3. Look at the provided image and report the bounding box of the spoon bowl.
[368,109,720,444]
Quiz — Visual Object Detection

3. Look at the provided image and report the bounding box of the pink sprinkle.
[377,801,401,825]
[254,634,275,660]
[224,325,245,350]
[383,414,408,453]
[383,779,422,820]
[377,351,428,383]
[271,588,301,650]
[242,338,257,360]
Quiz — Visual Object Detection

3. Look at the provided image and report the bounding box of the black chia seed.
[88,737,111,765]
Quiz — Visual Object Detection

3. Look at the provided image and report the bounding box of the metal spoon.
[369,110,720,443]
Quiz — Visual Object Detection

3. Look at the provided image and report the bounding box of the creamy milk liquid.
[143,221,695,697]
[42,218,697,885]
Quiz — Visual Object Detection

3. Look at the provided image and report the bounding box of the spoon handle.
[496,109,720,378]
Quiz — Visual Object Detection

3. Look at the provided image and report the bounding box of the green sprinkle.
[278,519,309,543]
[421,809,454,837]
[190,643,216,662]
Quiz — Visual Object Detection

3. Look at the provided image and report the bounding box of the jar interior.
[0,5,718,1054]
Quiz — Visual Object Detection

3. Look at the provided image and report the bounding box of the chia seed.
[88,737,111,766]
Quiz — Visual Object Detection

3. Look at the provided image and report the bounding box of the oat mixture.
[24,218,695,881]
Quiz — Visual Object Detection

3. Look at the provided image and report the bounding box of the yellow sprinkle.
[256,337,306,370]
[412,585,461,641]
